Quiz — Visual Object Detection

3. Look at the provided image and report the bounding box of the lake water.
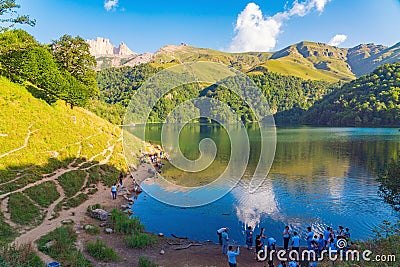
[130,125,400,246]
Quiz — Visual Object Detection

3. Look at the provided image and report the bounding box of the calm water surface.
[131,126,400,246]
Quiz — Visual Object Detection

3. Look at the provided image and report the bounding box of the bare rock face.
[86,37,137,57]
[86,37,153,69]
[87,37,116,56]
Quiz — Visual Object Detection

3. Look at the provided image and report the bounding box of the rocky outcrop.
[86,37,136,57]
[87,37,153,69]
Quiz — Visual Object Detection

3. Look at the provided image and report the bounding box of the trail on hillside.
[0,125,123,264]
[0,124,38,159]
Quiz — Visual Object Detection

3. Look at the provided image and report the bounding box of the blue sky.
[16,0,400,53]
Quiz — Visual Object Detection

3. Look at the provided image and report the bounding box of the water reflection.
[131,126,400,244]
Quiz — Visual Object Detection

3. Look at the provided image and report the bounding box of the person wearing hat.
[217,227,228,245]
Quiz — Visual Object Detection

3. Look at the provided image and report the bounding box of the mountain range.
[87,38,400,81]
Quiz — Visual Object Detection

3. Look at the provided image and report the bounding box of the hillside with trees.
[0,30,98,108]
[302,63,400,126]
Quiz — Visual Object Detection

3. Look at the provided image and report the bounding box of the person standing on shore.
[221,228,229,254]
[306,227,314,250]
[217,227,228,245]
[227,246,240,267]
[291,232,300,253]
[245,226,253,250]
[283,225,291,251]
[111,184,117,200]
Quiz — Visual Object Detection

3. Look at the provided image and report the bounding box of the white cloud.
[229,0,331,52]
[104,0,118,11]
[328,34,347,46]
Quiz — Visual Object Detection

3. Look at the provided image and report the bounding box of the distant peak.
[86,37,137,57]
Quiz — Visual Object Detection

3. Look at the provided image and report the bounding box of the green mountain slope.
[0,77,141,235]
[302,63,400,126]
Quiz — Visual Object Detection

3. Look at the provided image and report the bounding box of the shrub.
[138,256,158,267]
[85,238,119,262]
[110,209,144,235]
[125,233,157,249]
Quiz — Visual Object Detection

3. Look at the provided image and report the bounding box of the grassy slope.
[151,44,355,82]
[0,77,135,182]
[0,77,143,232]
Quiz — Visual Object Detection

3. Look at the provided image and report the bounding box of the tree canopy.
[302,63,400,126]
[0,0,35,32]
[0,30,98,108]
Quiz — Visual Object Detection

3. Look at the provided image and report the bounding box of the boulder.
[158,233,164,237]
[105,228,113,234]
[61,218,73,225]
[84,224,94,230]
[90,209,109,221]
[160,249,165,255]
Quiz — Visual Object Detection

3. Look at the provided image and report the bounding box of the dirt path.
[2,126,123,264]
[0,124,39,159]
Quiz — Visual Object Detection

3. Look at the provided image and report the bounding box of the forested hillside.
[302,63,400,126]
[93,64,338,124]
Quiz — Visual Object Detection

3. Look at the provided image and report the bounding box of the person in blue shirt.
[221,229,229,254]
[227,246,240,267]
[245,225,253,250]
[306,227,314,250]
[267,237,277,255]
[329,238,338,254]
[344,228,351,247]
[283,226,291,251]
[323,227,331,248]
[291,231,300,252]
[278,261,287,267]
[317,234,325,255]
[111,184,117,200]
[289,260,299,267]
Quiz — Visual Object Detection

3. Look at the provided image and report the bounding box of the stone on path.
[90,209,109,221]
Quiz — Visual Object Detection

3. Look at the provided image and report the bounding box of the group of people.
[217,224,351,267]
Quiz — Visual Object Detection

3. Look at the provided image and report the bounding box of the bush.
[125,233,157,249]
[138,256,158,267]
[110,209,144,235]
[85,238,119,262]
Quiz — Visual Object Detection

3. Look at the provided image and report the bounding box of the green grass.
[58,170,86,197]
[138,256,158,267]
[83,224,100,235]
[0,211,18,245]
[8,192,41,225]
[24,181,60,207]
[63,193,88,209]
[110,209,144,235]
[0,76,130,190]
[125,233,157,249]
[0,244,43,267]
[85,238,119,262]
[37,226,92,267]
